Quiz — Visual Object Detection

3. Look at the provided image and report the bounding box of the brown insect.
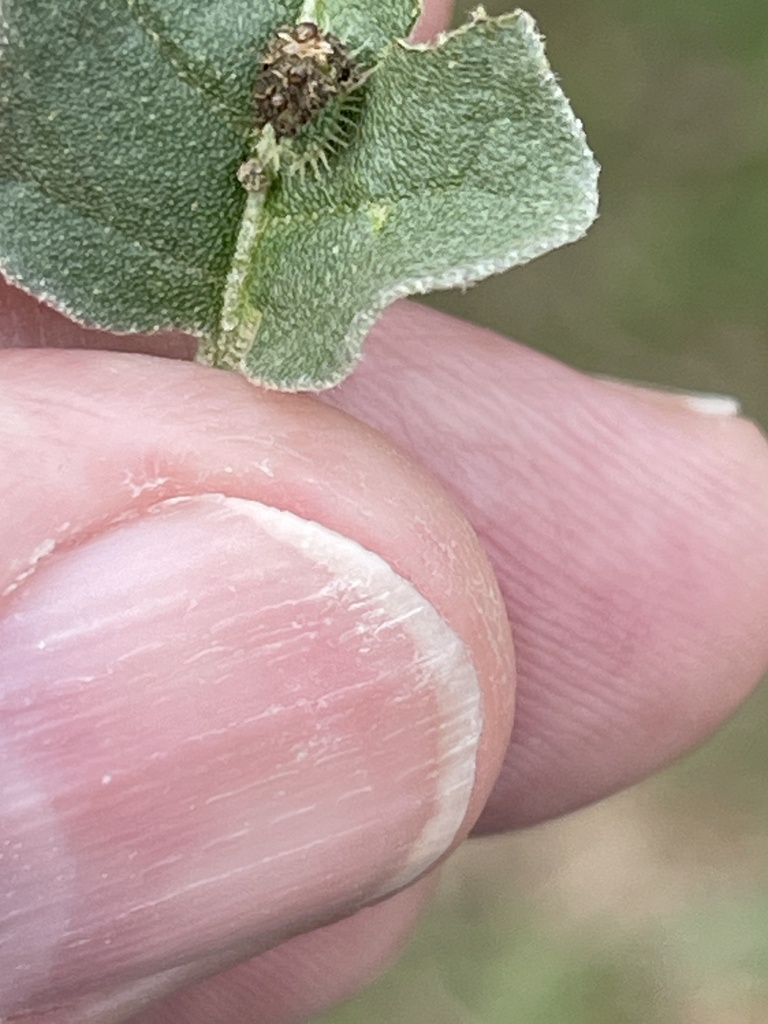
[252,22,359,139]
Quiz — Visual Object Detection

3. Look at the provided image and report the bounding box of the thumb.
[0,349,514,1017]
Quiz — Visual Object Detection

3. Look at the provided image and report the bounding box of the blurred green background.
[315,1,768,1022]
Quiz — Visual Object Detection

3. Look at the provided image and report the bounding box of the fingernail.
[0,495,482,1012]
[594,376,742,417]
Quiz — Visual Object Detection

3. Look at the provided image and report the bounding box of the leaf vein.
[7,174,219,288]
[125,0,244,134]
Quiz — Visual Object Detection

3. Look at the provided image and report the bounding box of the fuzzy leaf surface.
[0,3,598,389]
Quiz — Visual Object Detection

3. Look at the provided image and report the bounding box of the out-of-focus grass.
[313,1,768,1021]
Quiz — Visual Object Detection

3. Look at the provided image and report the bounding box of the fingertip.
[328,302,768,827]
[0,349,513,1017]
[412,0,454,42]
[134,880,436,1024]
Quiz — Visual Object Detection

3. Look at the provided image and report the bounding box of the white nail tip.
[596,376,742,417]
[680,393,742,417]
[212,496,482,889]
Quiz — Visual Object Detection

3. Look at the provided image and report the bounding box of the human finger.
[0,349,513,1019]
[129,881,434,1024]
[325,302,768,829]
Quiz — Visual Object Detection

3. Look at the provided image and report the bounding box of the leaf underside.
[0,1,598,390]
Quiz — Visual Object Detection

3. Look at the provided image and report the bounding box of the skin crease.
[3,1,768,1021]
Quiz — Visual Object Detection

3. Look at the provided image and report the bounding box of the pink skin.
[326,303,768,831]
[3,1,768,1020]
[4,298,768,1024]
[0,348,513,1021]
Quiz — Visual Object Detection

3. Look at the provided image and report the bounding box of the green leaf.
[318,0,422,61]
[0,2,598,390]
[0,0,282,333]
